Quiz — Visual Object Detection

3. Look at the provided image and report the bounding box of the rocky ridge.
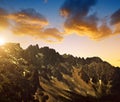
[0,43,120,102]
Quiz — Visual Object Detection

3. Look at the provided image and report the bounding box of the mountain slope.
[0,43,120,102]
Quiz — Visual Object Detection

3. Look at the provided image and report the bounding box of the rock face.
[0,43,120,102]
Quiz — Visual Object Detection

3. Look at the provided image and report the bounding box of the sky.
[0,0,120,67]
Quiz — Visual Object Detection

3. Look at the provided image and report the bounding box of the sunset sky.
[0,0,120,67]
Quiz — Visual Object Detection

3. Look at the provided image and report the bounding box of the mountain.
[0,43,120,102]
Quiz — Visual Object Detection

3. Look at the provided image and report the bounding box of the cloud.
[10,8,63,41]
[44,0,48,3]
[0,8,9,30]
[60,0,97,17]
[110,9,120,35]
[41,28,63,41]
[0,8,63,42]
[60,0,117,40]
[10,8,48,34]
[111,9,120,25]
[1,3,120,42]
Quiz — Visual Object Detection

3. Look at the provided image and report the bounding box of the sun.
[0,37,6,45]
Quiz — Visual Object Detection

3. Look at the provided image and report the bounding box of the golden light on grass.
[0,37,6,45]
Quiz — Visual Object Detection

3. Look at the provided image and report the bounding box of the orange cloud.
[0,8,9,30]
[10,9,63,42]
[10,8,48,35]
[41,28,63,41]
[63,18,114,40]
[60,0,120,40]
[0,8,63,42]
[113,23,120,34]
[1,3,120,42]
[9,9,63,41]
[9,8,48,26]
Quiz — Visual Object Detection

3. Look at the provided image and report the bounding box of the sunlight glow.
[0,37,6,45]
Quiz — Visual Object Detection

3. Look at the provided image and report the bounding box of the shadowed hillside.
[0,43,120,102]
